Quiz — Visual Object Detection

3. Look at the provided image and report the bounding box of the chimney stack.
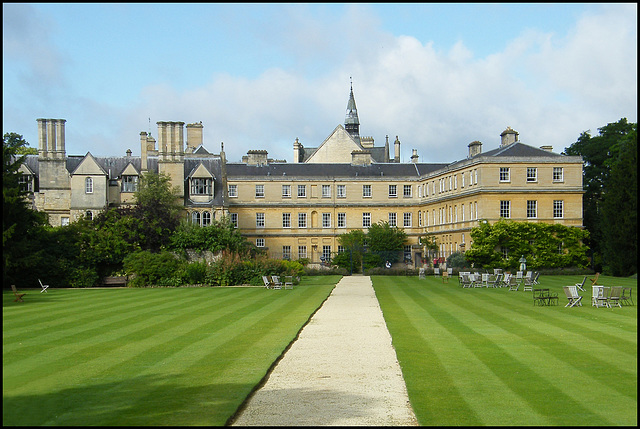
[468,140,482,158]
[500,127,518,147]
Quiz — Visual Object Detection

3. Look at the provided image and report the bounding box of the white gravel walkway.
[231,275,418,426]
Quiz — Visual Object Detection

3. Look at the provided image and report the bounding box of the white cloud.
[4,4,636,165]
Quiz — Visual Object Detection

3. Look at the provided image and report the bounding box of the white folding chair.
[39,279,49,293]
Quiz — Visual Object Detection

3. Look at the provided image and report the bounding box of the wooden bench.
[102,276,128,287]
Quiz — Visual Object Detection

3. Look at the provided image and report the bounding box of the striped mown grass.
[3,276,339,426]
[373,274,637,426]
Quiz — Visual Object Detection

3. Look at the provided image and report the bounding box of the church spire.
[345,77,360,143]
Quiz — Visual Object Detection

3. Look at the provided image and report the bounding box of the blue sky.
[3,3,637,163]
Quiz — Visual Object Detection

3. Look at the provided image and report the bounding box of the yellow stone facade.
[20,90,583,267]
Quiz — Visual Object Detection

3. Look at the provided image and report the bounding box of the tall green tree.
[3,133,48,287]
[129,171,183,252]
[365,221,408,268]
[564,118,637,274]
[332,230,367,273]
[599,127,637,276]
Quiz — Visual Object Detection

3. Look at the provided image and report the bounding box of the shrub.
[123,250,183,287]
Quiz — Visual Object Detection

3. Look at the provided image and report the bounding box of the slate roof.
[226,162,447,179]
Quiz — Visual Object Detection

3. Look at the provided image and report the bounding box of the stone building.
[18,86,584,266]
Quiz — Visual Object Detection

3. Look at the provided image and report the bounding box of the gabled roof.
[70,152,108,176]
[303,124,362,163]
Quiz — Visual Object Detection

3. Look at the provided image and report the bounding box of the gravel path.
[231,275,418,426]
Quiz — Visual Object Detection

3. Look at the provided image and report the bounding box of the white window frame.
[297,184,306,198]
[362,212,371,228]
[256,238,265,248]
[527,200,537,218]
[404,212,412,227]
[553,200,564,218]
[256,213,265,228]
[230,213,238,228]
[85,177,93,194]
[499,167,510,182]
[403,184,412,198]
[388,184,397,198]
[282,212,291,228]
[388,212,397,227]
[282,184,291,198]
[337,212,346,228]
[526,167,537,182]
[322,212,331,228]
[553,167,564,182]
[255,184,264,198]
[322,184,331,198]
[500,200,510,218]
[362,184,372,198]
[228,184,238,197]
[337,184,346,198]
[298,212,307,228]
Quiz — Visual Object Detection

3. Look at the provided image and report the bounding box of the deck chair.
[442,271,449,283]
[575,275,587,292]
[563,285,582,307]
[459,274,471,288]
[39,279,49,293]
[507,274,519,291]
[284,276,293,290]
[620,287,633,306]
[589,272,600,287]
[271,276,282,290]
[11,284,26,302]
[434,268,440,277]
[418,268,425,279]
[532,272,541,285]
[493,273,504,287]
[262,276,272,289]
[523,275,533,292]
[607,286,622,308]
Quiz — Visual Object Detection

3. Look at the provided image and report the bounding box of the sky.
[3,3,637,163]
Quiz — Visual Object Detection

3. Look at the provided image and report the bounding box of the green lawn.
[372,274,637,426]
[3,277,339,426]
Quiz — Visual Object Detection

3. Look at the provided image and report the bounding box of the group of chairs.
[457,270,540,290]
[563,273,633,308]
[262,275,293,290]
[10,279,49,302]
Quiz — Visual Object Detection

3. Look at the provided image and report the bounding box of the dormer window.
[191,178,212,195]
[18,174,33,192]
[121,175,138,192]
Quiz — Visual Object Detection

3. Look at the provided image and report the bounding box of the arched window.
[85,177,93,194]
[85,210,93,220]
[192,211,201,225]
[202,211,211,226]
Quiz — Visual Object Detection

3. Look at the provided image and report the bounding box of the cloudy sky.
[3,3,637,163]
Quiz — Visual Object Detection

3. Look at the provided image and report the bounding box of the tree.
[129,171,183,252]
[365,221,408,269]
[600,127,637,276]
[333,230,367,273]
[564,118,637,273]
[169,216,252,255]
[3,133,48,286]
